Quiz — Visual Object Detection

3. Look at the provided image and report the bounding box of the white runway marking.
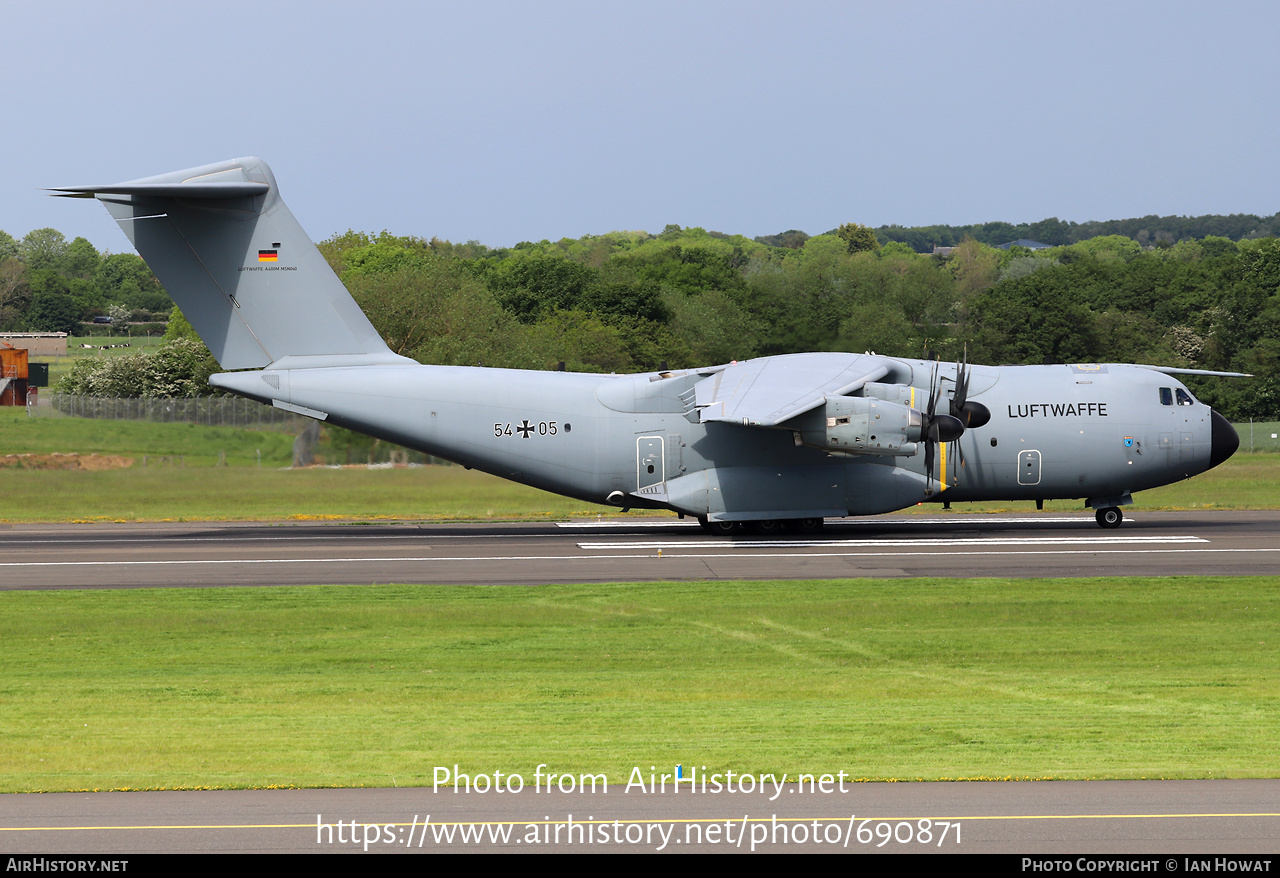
[555,520,701,528]
[556,516,1115,528]
[576,535,1208,550]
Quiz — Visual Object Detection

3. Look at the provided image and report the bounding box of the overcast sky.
[5,0,1278,253]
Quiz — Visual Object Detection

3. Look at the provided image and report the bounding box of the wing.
[694,352,891,426]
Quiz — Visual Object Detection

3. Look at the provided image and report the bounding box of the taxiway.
[3,779,1278,854]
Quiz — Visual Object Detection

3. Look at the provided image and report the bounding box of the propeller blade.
[922,361,952,493]
[952,351,968,476]
[951,349,970,415]
[946,350,974,484]
[927,362,940,417]
[924,424,936,492]
[948,349,990,430]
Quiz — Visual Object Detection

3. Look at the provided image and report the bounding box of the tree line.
[870,213,1280,253]
[39,220,1280,421]
[0,228,171,334]
[754,214,1280,253]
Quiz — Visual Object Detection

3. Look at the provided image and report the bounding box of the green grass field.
[0,466,613,521]
[2,407,1278,521]
[1,576,1275,792]
[1,408,295,467]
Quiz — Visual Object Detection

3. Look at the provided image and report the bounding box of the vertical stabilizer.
[52,157,401,370]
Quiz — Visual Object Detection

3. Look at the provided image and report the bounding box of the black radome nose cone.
[1209,410,1239,468]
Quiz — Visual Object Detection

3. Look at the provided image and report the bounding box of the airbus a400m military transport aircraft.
[55,158,1245,532]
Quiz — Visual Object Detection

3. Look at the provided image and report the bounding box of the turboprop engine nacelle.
[795,395,923,456]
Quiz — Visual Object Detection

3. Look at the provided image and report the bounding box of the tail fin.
[53,157,403,370]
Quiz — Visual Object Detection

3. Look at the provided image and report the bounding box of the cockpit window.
[1176,388,1195,406]
[1159,387,1174,406]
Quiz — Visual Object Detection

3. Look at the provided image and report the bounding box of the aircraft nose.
[1209,409,1239,469]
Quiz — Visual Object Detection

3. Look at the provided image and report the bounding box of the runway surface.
[2,510,1280,590]
[3,512,1277,855]
[3,780,1279,854]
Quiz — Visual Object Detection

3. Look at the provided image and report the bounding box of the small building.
[0,342,29,406]
[0,332,68,357]
[996,239,1052,251]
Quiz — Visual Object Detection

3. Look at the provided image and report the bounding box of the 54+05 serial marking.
[495,420,559,439]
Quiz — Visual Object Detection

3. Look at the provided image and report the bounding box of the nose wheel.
[1095,507,1123,529]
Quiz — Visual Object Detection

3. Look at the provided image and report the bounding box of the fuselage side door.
[1017,449,1042,486]
[637,435,665,493]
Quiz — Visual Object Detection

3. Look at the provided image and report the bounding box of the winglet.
[1135,365,1253,378]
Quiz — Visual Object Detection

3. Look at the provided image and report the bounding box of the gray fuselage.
[217,356,1233,522]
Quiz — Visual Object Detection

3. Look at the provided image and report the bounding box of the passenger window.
[1159,387,1174,406]
[1176,388,1195,406]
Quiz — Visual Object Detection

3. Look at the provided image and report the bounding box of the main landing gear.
[1095,507,1123,529]
[698,517,825,535]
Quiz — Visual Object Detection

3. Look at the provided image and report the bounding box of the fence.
[34,393,447,465]
[40,394,309,432]
[1241,421,1280,454]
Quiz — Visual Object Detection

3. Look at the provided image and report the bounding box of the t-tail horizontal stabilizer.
[51,157,413,371]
